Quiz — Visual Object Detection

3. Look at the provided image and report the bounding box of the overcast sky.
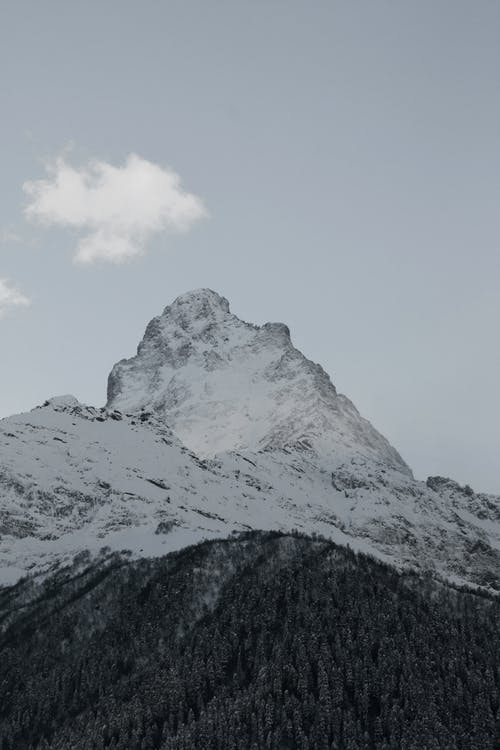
[1,1,499,492]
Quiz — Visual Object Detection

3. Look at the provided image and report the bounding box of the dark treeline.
[0,531,498,750]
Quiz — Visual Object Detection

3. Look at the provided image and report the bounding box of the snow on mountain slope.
[0,396,273,583]
[107,289,411,475]
[0,397,500,587]
[0,400,498,590]
[0,290,498,590]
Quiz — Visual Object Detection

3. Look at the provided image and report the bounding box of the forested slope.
[0,532,498,750]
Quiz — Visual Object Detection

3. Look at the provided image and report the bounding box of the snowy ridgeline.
[0,289,498,589]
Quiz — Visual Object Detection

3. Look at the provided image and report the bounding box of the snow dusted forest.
[1,532,498,750]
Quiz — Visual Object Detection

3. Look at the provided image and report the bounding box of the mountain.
[107,289,410,474]
[1,532,498,750]
[0,289,498,589]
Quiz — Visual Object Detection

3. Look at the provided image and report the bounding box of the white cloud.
[0,279,31,318]
[23,153,208,264]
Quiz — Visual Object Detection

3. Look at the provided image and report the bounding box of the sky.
[1,1,499,493]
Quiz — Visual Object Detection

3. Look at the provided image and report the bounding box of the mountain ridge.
[0,289,498,590]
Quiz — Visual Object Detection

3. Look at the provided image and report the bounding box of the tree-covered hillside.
[0,532,498,750]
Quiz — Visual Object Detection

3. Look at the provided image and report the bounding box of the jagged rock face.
[107,289,411,475]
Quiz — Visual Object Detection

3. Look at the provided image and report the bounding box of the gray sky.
[1,1,499,492]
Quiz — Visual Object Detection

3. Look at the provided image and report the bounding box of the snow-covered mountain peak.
[167,288,231,317]
[107,290,411,475]
[0,289,498,589]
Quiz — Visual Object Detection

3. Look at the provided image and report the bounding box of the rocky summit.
[107,289,410,474]
[0,290,498,589]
